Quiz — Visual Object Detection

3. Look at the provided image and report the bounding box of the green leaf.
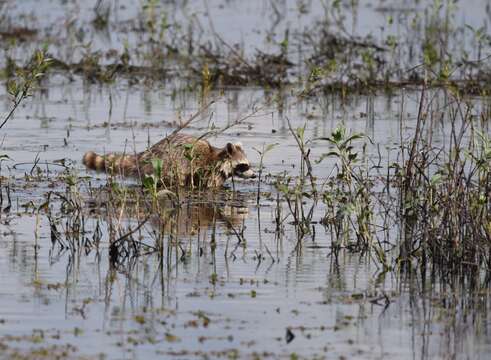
[317,151,340,164]
[302,192,312,199]
[142,175,155,189]
[296,126,305,140]
[276,184,290,194]
[7,80,18,97]
[264,143,279,153]
[346,133,364,142]
[151,158,163,177]
[332,126,345,142]
[348,153,358,161]
[430,174,442,186]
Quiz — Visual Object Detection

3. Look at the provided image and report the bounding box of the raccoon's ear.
[218,143,234,159]
[226,143,235,155]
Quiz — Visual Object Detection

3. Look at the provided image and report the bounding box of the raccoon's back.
[139,133,216,165]
[147,133,211,154]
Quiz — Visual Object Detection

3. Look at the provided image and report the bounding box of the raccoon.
[82,133,256,188]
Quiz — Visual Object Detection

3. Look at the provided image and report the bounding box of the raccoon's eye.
[235,164,250,172]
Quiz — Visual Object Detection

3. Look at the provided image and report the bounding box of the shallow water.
[1,0,491,359]
[0,75,489,359]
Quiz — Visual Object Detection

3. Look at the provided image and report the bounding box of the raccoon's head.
[218,142,256,180]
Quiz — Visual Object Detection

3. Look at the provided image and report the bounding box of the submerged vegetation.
[0,0,491,359]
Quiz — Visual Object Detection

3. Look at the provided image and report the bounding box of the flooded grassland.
[1,1,491,359]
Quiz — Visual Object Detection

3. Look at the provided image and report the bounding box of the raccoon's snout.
[234,164,256,179]
[238,169,256,179]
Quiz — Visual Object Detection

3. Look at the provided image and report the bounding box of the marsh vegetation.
[1,0,491,359]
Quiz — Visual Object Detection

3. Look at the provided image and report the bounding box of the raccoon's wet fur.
[82,133,255,188]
